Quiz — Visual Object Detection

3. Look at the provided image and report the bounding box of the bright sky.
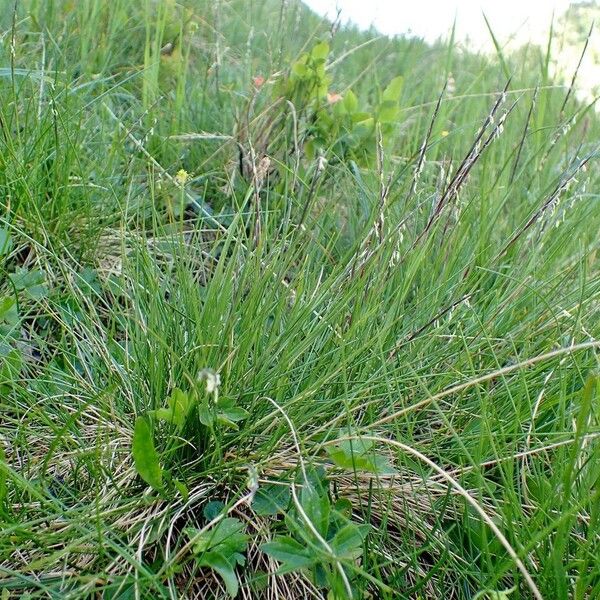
[303,0,572,48]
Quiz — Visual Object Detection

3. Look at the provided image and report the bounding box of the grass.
[0,0,599,598]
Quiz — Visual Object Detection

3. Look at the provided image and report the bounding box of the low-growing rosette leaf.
[252,483,291,516]
[300,482,331,537]
[261,536,315,574]
[203,500,226,521]
[216,400,250,430]
[330,522,370,559]
[9,268,48,299]
[199,396,249,430]
[200,552,242,597]
[326,438,396,475]
[186,518,248,597]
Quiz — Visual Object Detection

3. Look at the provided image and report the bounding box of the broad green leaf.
[330,523,370,558]
[203,500,225,521]
[261,536,314,573]
[338,438,375,453]
[301,464,329,492]
[154,388,193,428]
[292,60,308,78]
[9,268,48,299]
[132,417,163,490]
[382,75,403,103]
[301,483,330,537]
[220,406,249,421]
[0,297,18,324]
[334,497,353,517]
[344,89,358,113]
[198,399,214,426]
[252,483,290,516]
[314,562,329,587]
[216,415,239,430]
[154,408,175,423]
[315,82,329,99]
[327,447,363,470]
[78,267,102,295]
[187,518,248,597]
[211,399,249,430]
[311,41,329,61]
[351,111,371,123]
[378,100,400,124]
[198,551,240,597]
[188,517,248,558]
[326,438,396,475]
[217,405,249,430]
[332,100,347,118]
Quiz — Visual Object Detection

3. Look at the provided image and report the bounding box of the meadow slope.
[0,1,599,598]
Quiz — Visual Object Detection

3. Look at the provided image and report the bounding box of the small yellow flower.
[175,168,189,186]
[441,130,449,137]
